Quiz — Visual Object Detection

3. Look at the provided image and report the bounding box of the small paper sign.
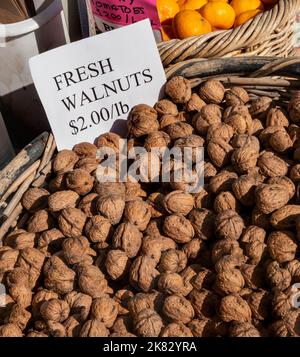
[29,19,166,151]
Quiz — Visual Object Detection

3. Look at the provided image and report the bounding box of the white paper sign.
[29,19,166,150]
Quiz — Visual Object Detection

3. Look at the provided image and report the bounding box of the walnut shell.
[22,188,50,212]
[73,142,97,159]
[53,150,79,174]
[215,210,244,240]
[249,97,273,119]
[214,269,245,295]
[160,322,193,337]
[163,214,195,243]
[134,308,163,337]
[266,108,289,127]
[4,230,35,250]
[165,76,192,104]
[266,261,291,291]
[267,231,297,263]
[40,299,70,323]
[270,205,300,229]
[127,104,159,137]
[38,229,64,253]
[186,93,206,112]
[27,210,54,233]
[255,184,290,214]
[144,131,170,151]
[157,273,186,295]
[90,297,118,328]
[77,264,111,298]
[5,304,31,331]
[48,190,79,212]
[79,319,109,337]
[96,194,125,225]
[85,215,114,243]
[62,236,94,265]
[129,256,159,292]
[163,294,194,324]
[75,157,99,173]
[214,191,239,213]
[65,169,94,196]
[229,322,260,337]
[207,122,234,143]
[194,104,222,136]
[112,222,142,258]
[288,97,300,123]
[154,99,178,117]
[199,80,225,104]
[240,226,266,265]
[0,323,23,337]
[158,249,187,273]
[207,139,233,168]
[188,289,219,318]
[174,134,205,163]
[124,200,151,231]
[188,208,215,240]
[231,147,258,174]
[105,249,130,280]
[219,294,252,323]
[163,190,194,216]
[224,112,252,135]
[58,208,86,238]
[225,87,249,106]
[268,176,295,199]
[164,121,194,141]
[209,170,238,194]
[257,151,288,178]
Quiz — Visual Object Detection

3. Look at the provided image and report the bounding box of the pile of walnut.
[1,76,300,338]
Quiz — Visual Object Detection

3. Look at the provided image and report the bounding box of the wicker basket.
[158,0,300,67]
[1,56,300,240]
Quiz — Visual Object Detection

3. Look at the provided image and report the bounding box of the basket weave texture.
[158,0,300,67]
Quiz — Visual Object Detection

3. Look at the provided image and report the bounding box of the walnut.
[163,294,194,324]
[258,151,288,178]
[38,229,64,253]
[40,299,70,323]
[134,308,163,337]
[213,191,239,213]
[124,200,151,231]
[251,206,270,230]
[240,264,264,290]
[159,114,180,129]
[214,268,245,295]
[249,97,273,118]
[79,319,109,337]
[77,264,111,298]
[174,134,205,163]
[231,134,260,152]
[212,239,243,265]
[141,235,163,263]
[231,147,258,174]
[90,296,118,328]
[268,176,295,199]
[164,122,194,141]
[269,130,293,153]
[0,248,19,278]
[128,293,155,316]
[22,188,49,212]
[199,80,225,104]
[4,230,35,249]
[5,304,31,331]
[16,248,45,287]
[62,236,95,265]
[288,97,300,123]
[160,322,193,337]
[157,273,186,295]
[127,104,159,137]
[154,99,178,117]
[194,104,222,136]
[286,260,300,281]
[191,269,215,290]
[188,208,215,240]
[6,267,31,288]
[270,205,300,229]
[73,142,97,158]
[63,316,81,337]
[267,231,297,263]
[0,323,23,337]
[225,87,249,106]
[129,256,159,292]
[186,93,206,112]
[48,190,79,212]
[194,187,213,209]
[163,191,194,216]
[65,169,94,195]
[158,249,187,273]
[75,157,99,173]
[165,76,191,104]
[94,132,121,152]
[53,150,79,174]
[240,226,266,265]
[163,214,194,243]
[32,289,59,318]
[247,290,271,321]
[224,111,252,135]
[44,256,75,294]
[188,318,217,337]
[27,210,54,233]
[144,131,170,151]
[252,119,264,136]
[112,222,142,258]
[259,125,285,148]
[215,210,244,240]
[188,289,218,318]
[147,192,166,218]
[290,164,300,183]
[215,254,245,273]
[49,172,67,192]
[26,331,48,337]
[209,171,238,194]
[65,291,92,322]
[85,215,114,243]
[207,139,233,168]
[105,249,130,280]
[96,194,125,225]
[272,290,293,319]
[219,294,251,322]
[9,285,32,308]
[266,108,289,127]
[58,208,86,238]
[229,322,260,337]
[266,261,291,291]
[255,184,290,214]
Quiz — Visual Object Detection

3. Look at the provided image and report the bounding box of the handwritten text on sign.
[29,20,166,150]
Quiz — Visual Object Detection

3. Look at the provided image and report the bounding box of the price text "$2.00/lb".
[69,101,129,135]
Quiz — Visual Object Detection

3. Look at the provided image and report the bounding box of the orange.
[157,0,180,24]
[234,9,262,27]
[209,0,228,2]
[173,10,212,39]
[177,0,186,7]
[200,2,236,29]
[230,0,264,17]
[181,0,207,10]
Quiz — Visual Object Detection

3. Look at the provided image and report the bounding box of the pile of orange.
[157,0,279,40]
